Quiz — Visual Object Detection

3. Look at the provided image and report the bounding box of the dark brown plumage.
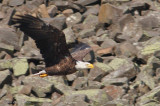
[12,15,93,76]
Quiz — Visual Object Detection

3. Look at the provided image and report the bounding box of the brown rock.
[62,9,74,17]
[98,3,123,24]
[103,85,125,99]
[96,47,114,56]
[38,4,50,18]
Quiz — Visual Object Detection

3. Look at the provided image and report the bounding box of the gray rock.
[105,99,130,106]
[141,41,160,56]
[1,8,15,25]
[47,5,57,17]
[10,85,32,95]
[0,12,5,19]
[66,12,82,27]
[137,56,159,89]
[22,76,53,97]
[83,5,100,17]
[66,73,77,81]
[63,27,76,44]
[105,58,139,80]
[57,94,89,106]
[15,94,52,106]
[13,59,28,76]
[72,77,88,90]
[0,27,20,50]
[78,28,95,38]
[42,15,66,30]
[0,43,14,53]
[102,77,128,85]
[115,42,138,58]
[88,62,113,81]
[9,0,24,6]
[83,14,99,28]
[136,86,160,106]
[19,39,42,60]
[138,16,159,30]
[65,89,112,106]
[87,80,104,89]
[44,76,73,94]
[100,37,117,48]
[0,70,12,88]
[118,14,135,31]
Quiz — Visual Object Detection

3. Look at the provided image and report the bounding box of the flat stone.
[0,70,11,88]
[83,5,100,17]
[47,5,57,17]
[103,85,125,99]
[96,47,114,56]
[62,9,74,17]
[88,62,113,81]
[15,94,52,106]
[0,43,14,53]
[38,4,50,18]
[98,3,123,24]
[65,89,112,106]
[42,15,66,30]
[44,76,73,94]
[141,42,160,56]
[115,42,138,58]
[100,38,117,48]
[78,28,95,38]
[136,86,160,106]
[1,8,15,25]
[23,76,53,97]
[102,77,128,85]
[57,94,89,106]
[106,58,138,79]
[0,27,20,50]
[66,12,82,27]
[63,27,76,44]
[10,85,32,95]
[83,14,99,28]
[138,16,159,30]
[72,77,88,90]
[13,59,28,76]
[9,0,24,6]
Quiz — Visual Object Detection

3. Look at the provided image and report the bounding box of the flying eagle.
[12,15,94,77]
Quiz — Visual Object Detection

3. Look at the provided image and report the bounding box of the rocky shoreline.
[0,0,160,106]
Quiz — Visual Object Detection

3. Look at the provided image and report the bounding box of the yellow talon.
[39,74,48,77]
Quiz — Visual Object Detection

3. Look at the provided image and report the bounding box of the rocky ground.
[0,0,160,106]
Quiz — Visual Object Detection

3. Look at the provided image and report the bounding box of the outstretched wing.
[12,15,72,67]
[71,43,92,61]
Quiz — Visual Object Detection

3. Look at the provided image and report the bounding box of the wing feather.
[12,15,72,67]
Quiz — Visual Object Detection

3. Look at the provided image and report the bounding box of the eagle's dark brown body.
[45,56,76,75]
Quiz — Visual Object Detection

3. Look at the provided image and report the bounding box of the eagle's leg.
[33,70,48,77]
[40,73,48,77]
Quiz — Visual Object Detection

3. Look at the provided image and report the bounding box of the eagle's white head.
[75,61,94,70]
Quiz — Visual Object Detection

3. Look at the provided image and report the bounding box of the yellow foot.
[39,74,48,77]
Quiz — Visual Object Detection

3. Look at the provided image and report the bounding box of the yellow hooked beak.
[87,64,94,69]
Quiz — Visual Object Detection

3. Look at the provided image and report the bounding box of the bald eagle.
[12,15,94,77]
